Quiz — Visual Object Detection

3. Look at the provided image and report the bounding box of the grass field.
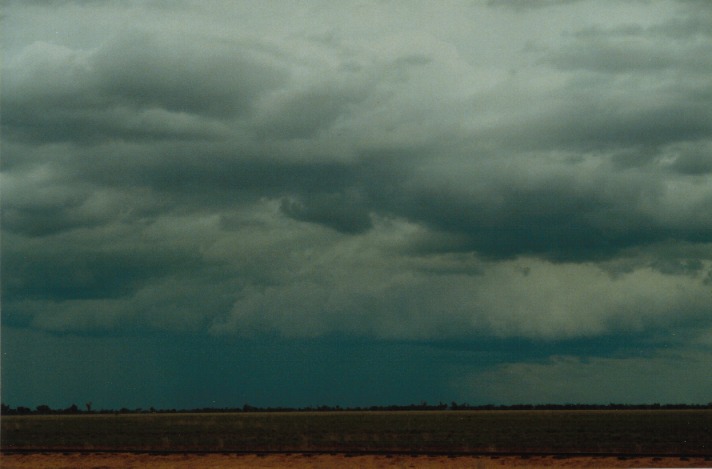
[2,410,711,455]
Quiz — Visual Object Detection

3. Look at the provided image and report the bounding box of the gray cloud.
[666,140,712,175]
[253,82,370,139]
[487,0,587,10]
[2,30,287,143]
[280,192,372,234]
[93,30,286,118]
[2,0,712,403]
[466,350,712,404]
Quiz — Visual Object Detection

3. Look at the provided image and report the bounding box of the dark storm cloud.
[668,141,712,175]
[346,147,712,261]
[253,83,370,139]
[2,1,712,411]
[387,183,619,261]
[489,96,712,153]
[1,233,204,303]
[2,30,287,143]
[280,193,372,234]
[93,31,287,119]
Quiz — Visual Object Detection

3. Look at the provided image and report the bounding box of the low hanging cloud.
[465,350,712,404]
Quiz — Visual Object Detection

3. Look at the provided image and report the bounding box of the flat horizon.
[2,0,712,410]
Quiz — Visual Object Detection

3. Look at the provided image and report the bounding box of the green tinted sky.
[2,0,712,409]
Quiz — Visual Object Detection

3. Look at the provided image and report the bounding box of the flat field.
[2,410,711,455]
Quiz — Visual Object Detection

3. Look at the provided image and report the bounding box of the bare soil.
[2,453,711,468]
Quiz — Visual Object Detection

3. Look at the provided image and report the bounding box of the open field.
[2,410,711,455]
[2,410,712,468]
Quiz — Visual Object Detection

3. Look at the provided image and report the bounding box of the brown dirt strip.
[2,452,712,468]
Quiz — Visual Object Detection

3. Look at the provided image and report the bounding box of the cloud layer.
[2,0,712,406]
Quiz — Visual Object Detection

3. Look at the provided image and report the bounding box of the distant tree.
[36,404,52,414]
[242,404,255,412]
[1,403,11,415]
[66,403,80,414]
[85,402,92,413]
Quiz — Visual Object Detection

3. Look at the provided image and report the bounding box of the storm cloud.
[2,0,712,408]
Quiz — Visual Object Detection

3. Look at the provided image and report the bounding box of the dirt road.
[2,452,711,468]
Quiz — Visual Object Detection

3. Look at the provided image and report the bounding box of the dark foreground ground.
[2,410,711,467]
[3,410,711,454]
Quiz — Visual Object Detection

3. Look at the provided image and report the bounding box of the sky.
[2,0,712,410]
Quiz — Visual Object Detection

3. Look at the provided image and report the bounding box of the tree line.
[3,401,711,416]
